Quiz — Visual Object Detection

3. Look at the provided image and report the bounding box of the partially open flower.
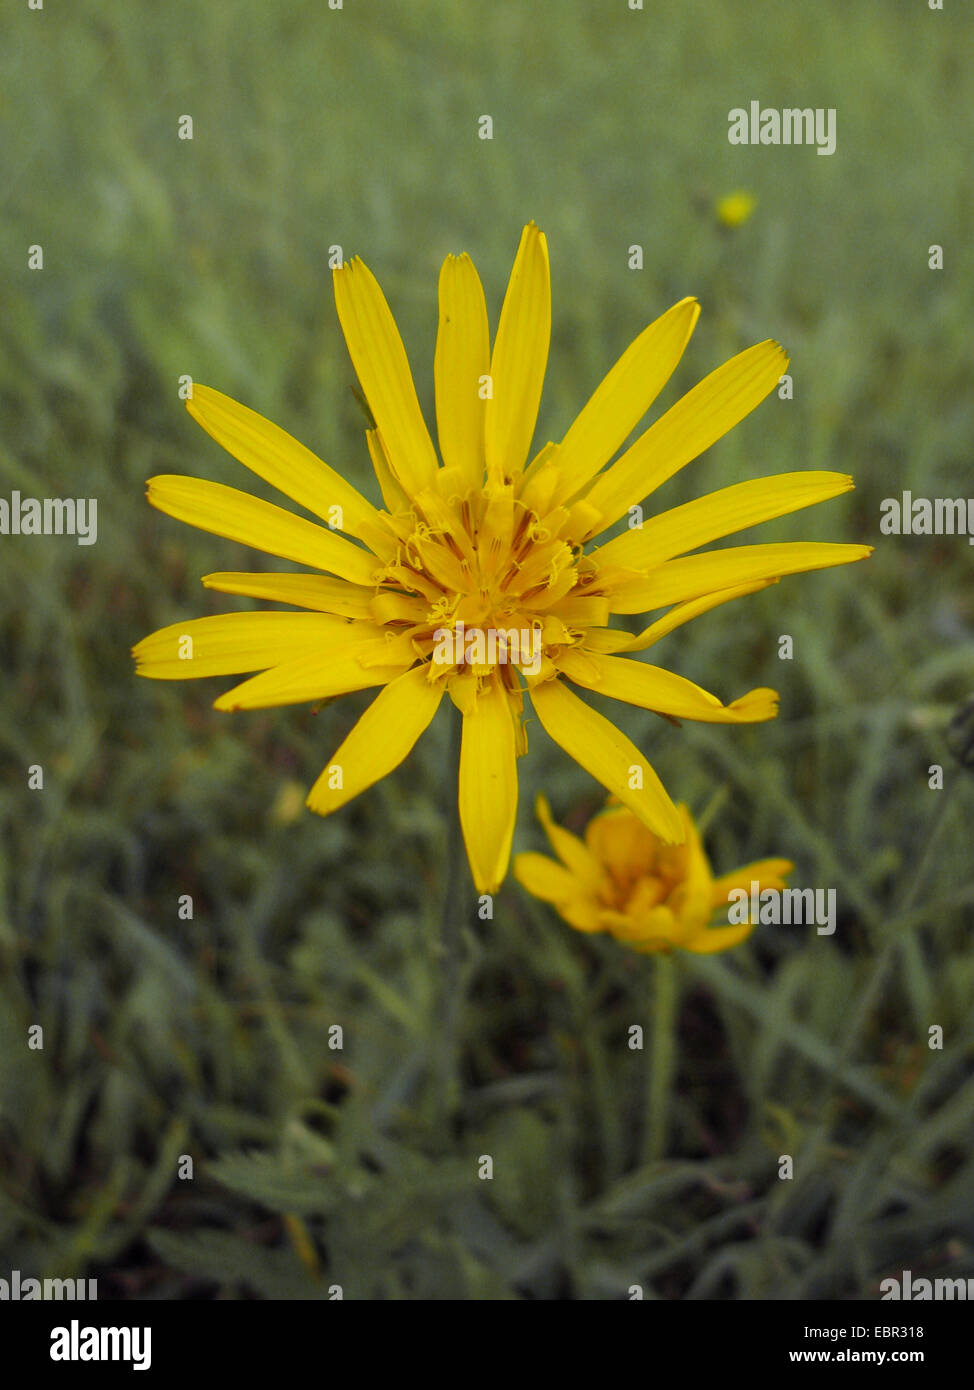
[514,795,792,955]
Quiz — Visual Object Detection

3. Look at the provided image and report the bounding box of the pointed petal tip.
[184,383,219,412]
[521,220,548,253]
[667,295,701,334]
[332,254,364,283]
[727,686,780,722]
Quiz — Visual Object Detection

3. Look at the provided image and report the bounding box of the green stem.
[436,708,464,1133]
[645,953,679,1162]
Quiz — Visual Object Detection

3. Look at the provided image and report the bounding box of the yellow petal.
[529,679,683,843]
[584,804,660,880]
[459,680,519,892]
[517,441,561,514]
[681,921,755,954]
[185,385,390,550]
[596,907,643,937]
[558,898,610,932]
[365,427,410,515]
[534,794,608,895]
[557,649,779,725]
[711,859,794,904]
[593,471,854,571]
[512,851,580,905]
[606,580,778,653]
[584,340,789,534]
[607,542,873,614]
[332,257,438,497]
[202,572,376,619]
[552,297,700,505]
[133,612,351,680]
[668,808,715,927]
[485,223,550,482]
[552,595,612,629]
[147,475,379,586]
[435,253,490,488]
[212,628,414,709]
[305,665,442,814]
[580,627,648,655]
[619,905,684,951]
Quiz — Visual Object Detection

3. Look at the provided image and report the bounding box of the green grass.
[1,0,973,1299]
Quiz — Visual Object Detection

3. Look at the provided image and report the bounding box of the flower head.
[515,794,792,955]
[715,190,758,228]
[134,223,869,892]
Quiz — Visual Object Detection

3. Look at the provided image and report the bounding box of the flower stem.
[436,707,464,1133]
[645,953,679,1162]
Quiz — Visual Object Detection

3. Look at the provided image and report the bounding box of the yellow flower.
[515,795,792,955]
[133,223,869,893]
[715,190,757,228]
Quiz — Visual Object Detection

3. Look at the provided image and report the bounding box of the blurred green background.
[1,0,973,1299]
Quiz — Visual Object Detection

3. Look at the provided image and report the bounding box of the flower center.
[370,488,587,685]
